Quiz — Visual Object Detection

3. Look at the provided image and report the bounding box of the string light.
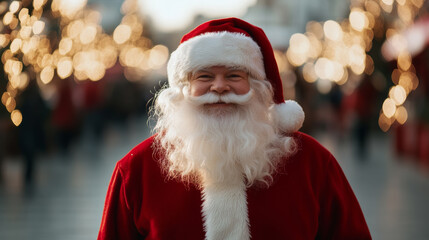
[0,0,169,126]
[283,0,424,131]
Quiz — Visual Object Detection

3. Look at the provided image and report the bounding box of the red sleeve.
[316,155,372,240]
[97,161,143,240]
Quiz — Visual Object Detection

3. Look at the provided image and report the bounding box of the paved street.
[1,116,428,240]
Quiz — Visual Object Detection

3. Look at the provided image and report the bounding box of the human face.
[189,66,250,97]
[188,66,251,110]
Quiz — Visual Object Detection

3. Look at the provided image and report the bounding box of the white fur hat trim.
[167,31,265,87]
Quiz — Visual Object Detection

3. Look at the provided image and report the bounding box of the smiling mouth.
[204,102,232,107]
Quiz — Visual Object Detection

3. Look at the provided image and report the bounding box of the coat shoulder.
[292,131,333,157]
[116,134,158,175]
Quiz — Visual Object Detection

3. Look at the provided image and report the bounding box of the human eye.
[228,71,247,81]
[196,74,212,81]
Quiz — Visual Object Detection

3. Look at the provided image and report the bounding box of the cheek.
[235,81,251,95]
[190,82,209,97]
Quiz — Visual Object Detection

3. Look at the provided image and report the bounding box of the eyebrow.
[194,66,248,73]
[189,66,249,80]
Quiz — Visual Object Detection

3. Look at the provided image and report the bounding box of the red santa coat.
[98,132,371,239]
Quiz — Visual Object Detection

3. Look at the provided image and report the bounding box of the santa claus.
[98,18,371,240]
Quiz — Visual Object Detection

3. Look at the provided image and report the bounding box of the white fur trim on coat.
[201,178,250,240]
[167,31,265,87]
[272,100,305,133]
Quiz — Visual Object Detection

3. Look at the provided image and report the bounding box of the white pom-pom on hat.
[271,100,305,133]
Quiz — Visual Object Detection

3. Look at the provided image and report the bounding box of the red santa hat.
[167,17,304,132]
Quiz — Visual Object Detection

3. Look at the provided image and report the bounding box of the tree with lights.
[0,0,169,180]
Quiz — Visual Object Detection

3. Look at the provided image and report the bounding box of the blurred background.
[0,0,428,239]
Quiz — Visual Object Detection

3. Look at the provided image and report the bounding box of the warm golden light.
[274,50,288,73]
[1,92,11,105]
[148,45,169,68]
[289,33,310,54]
[9,75,20,89]
[57,57,73,79]
[20,26,32,39]
[378,113,392,132]
[389,85,407,105]
[113,24,132,44]
[100,46,118,69]
[33,0,47,10]
[11,109,22,126]
[87,62,105,81]
[323,20,343,41]
[9,16,19,30]
[18,8,29,23]
[331,61,345,83]
[388,33,408,58]
[306,21,324,39]
[79,25,97,44]
[59,37,73,55]
[286,33,310,67]
[10,38,22,53]
[33,20,45,35]
[54,0,88,19]
[365,1,381,17]
[67,20,84,39]
[302,62,318,83]
[349,44,366,75]
[3,12,13,25]
[349,8,368,32]
[0,34,9,47]
[7,82,18,97]
[9,1,20,14]
[397,51,412,71]
[314,58,331,80]
[41,54,54,68]
[306,33,322,59]
[40,66,54,84]
[397,4,413,24]
[11,60,23,76]
[395,106,408,125]
[411,0,424,8]
[382,0,394,5]
[398,71,419,91]
[18,72,29,89]
[382,98,396,118]
[5,95,16,112]
[317,79,332,94]
[122,47,145,68]
[286,49,307,67]
[396,0,406,5]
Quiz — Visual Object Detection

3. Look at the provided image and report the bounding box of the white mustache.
[186,89,254,106]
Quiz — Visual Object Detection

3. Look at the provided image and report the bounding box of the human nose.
[210,75,230,94]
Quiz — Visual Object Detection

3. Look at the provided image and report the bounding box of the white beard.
[153,81,295,188]
[153,80,296,240]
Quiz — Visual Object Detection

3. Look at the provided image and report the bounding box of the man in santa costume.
[98,18,371,240]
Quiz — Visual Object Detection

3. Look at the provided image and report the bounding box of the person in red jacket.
[98,18,371,240]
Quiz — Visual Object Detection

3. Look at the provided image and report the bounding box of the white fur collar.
[201,176,250,240]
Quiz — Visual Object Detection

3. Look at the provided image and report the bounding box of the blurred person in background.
[98,18,371,240]
[51,78,78,155]
[17,80,48,183]
[350,75,377,159]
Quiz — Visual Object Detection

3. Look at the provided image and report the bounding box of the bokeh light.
[324,20,343,41]
[382,98,397,118]
[11,109,22,126]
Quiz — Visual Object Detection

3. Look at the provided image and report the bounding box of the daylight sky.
[138,0,257,32]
